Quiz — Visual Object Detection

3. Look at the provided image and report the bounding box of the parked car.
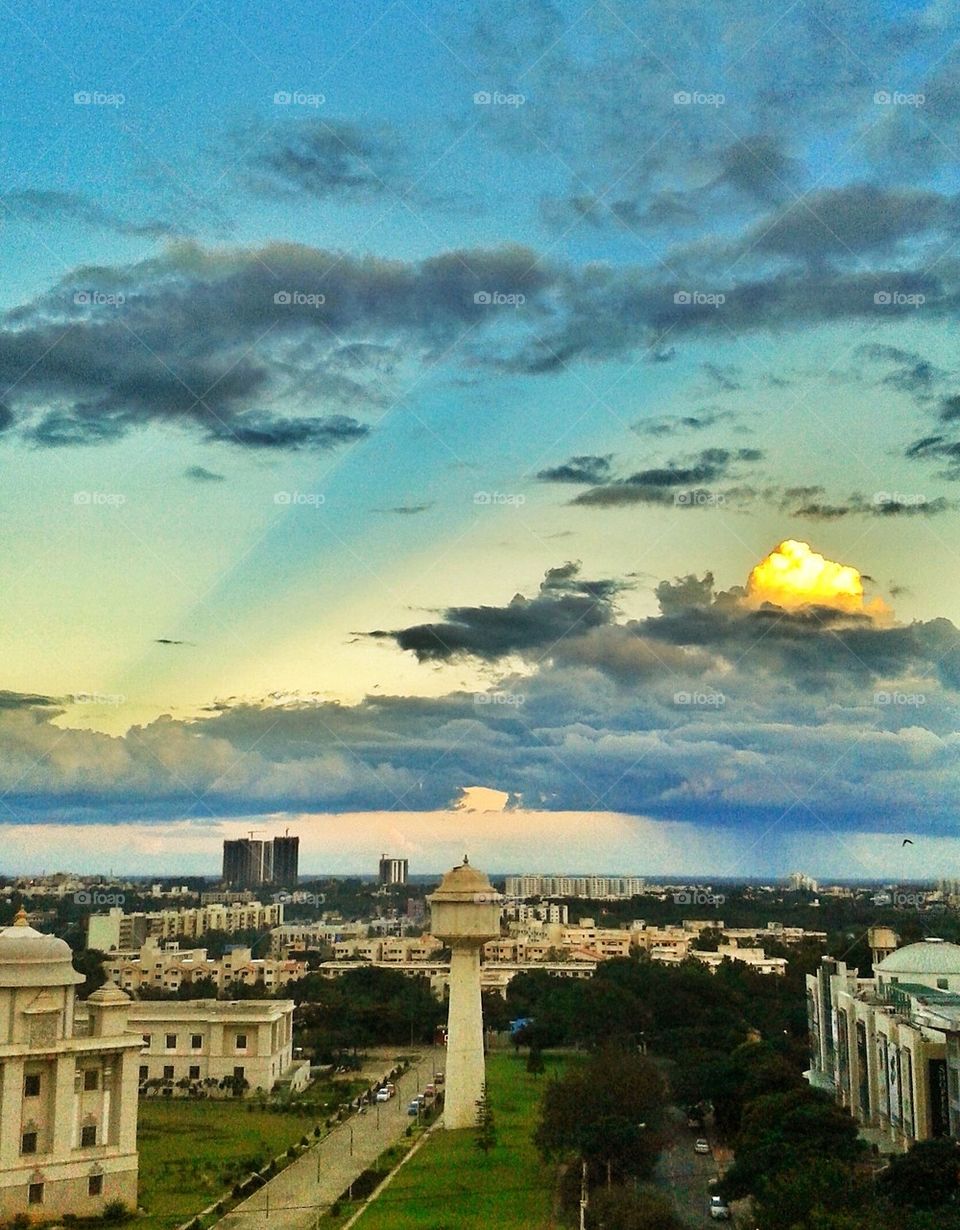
[375,1088,391,1102]
[695,1138,711,1154]
[406,1100,420,1116]
[434,1073,444,1085]
[709,1195,731,1220]
[424,1082,436,1095]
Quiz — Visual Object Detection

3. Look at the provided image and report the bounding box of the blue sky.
[3,0,960,875]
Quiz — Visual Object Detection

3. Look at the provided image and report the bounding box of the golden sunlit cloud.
[746,539,887,616]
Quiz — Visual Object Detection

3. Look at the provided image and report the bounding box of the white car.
[695,1138,711,1154]
[709,1195,731,1220]
[375,1088,391,1102]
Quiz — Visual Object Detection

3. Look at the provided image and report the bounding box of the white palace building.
[0,909,141,1219]
[808,930,960,1150]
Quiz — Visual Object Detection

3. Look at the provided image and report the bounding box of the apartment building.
[270,920,364,956]
[103,940,306,996]
[504,874,645,900]
[0,911,141,1219]
[86,901,283,951]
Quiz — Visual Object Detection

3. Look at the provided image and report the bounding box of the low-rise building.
[75,999,308,1097]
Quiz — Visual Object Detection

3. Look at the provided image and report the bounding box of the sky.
[3,0,960,877]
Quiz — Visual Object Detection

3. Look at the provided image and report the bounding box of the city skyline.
[3,2,960,878]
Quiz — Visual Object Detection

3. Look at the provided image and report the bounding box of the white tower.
[428,858,502,1129]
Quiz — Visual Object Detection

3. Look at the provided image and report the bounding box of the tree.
[751,1160,880,1230]
[878,1138,960,1212]
[722,1087,866,1202]
[526,1044,546,1076]
[73,949,107,997]
[585,1184,685,1230]
[475,1085,497,1156]
[535,1046,667,1187]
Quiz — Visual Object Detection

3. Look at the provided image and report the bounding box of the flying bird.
[902,838,914,846]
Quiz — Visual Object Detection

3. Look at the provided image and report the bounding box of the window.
[28,1182,43,1205]
[938,978,949,990]
[165,1033,177,1049]
[21,1132,37,1155]
[191,1033,202,1049]
[23,1073,41,1097]
[163,1065,174,1081]
[139,1066,148,1083]
[88,1174,103,1197]
[233,1065,245,1081]
[235,1033,247,1050]
[83,1069,99,1091]
[189,1065,200,1080]
[142,1034,151,1048]
[80,1125,97,1148]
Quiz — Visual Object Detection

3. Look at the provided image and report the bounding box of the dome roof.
[0,908,83,987]
[429,857,498,902]
[876,937,960,976]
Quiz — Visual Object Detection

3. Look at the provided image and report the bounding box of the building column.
[444,944,485,1129]
[0,1058,23,1168]
[52,1054,77,1154]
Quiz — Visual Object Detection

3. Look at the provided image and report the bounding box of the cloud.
[570,447,762,507]
[184,465,225,482]
[375,503,433,515]
[788,491,953,519]
[238,118,407,201]
[633,410,736,438]
[0,240,552,451]
[4,189,188,240]
[5,541,960,836]
[536,454,613,484]
[368,561,623,662]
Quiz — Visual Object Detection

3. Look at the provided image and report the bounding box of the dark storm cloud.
[536,454,613,484]
[4,189,187,240]
[239,118,407,201]
[368,562,623,662]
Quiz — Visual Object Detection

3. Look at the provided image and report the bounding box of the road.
[213,1049,442,1230]
[654,1110,723,1226]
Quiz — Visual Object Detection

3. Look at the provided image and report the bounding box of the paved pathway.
[214,1050,442,1230]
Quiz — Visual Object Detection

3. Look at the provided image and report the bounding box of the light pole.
[349,1124,354,1156]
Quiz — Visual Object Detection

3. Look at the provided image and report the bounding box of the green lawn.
[350,1053,563,1230]
[136,1081,363,1230]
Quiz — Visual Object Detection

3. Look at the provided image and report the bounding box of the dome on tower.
[0,907,84,987]
[429,857,498,902]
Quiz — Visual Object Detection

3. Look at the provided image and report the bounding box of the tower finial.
[13,906,28,927]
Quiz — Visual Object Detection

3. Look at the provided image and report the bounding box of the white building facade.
[0,911,141,1219]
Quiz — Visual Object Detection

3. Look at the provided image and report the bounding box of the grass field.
[350,1053,563,1230]
[136,1081,363,1230]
